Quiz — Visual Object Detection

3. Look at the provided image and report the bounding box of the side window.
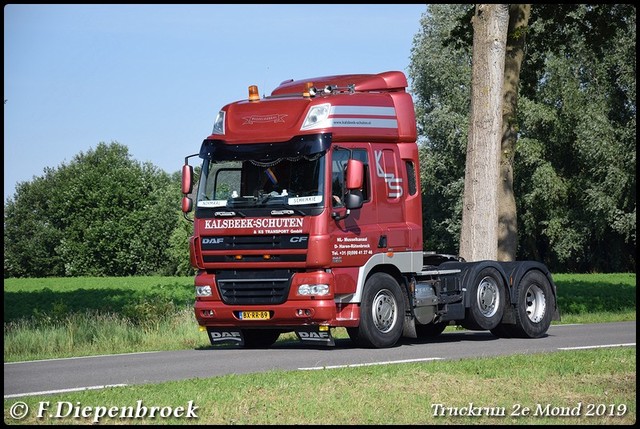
[331,149,369,207]
[405,160,417,196]
[331,150,348,207]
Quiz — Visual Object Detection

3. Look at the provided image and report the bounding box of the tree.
[166,170,197,277]
[498,4,531,261]
[4,142,181,277]
[4,173,66,277]
[410,4,635,272]
[459,4,510,262]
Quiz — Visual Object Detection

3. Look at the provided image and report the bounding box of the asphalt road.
[4,321,636,398]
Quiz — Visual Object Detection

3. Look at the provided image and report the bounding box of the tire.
[462,267,505,331]
[349,272,405,348]
[242,329,280,348]
[509,270,554,338]
[415,321,448,338]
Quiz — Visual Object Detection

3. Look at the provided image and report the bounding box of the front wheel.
[348,272,405,348]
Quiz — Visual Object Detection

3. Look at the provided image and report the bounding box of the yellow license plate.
[240,311,270,320]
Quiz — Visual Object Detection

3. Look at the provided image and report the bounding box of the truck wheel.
[349,272,405,348]
[510,271,554,338]
[463,267,505,331]
[242,329,280,348]
[415,321,448,338]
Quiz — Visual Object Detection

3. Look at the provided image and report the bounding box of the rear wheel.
[242,329,281,348]
[462,267,505,330]
[509,271,554,338]
[348,272,405,348]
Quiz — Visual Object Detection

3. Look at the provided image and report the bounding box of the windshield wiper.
[257,194,275,205]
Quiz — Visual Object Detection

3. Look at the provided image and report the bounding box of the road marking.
[4,351,161,365]
[4,384,128,399]
[299,357,443,370]
[559,343,636,350]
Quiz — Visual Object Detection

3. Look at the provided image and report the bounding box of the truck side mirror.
[181,196,193,214]
[345,159,364,190]
[182,164,194,194]
[344,192,363,210]
[335,158,364,214]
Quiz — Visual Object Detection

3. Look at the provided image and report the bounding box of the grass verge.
[3,273,636,362]
[3,347,635,425]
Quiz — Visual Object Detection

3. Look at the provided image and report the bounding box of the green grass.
[3,276,194,324]
[553,273,636,315]
[3,347,635,424]
[3,308,206,362]
[3,276,193,292]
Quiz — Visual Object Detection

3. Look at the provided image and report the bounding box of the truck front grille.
[216,269,292,305]
[201,235,309,250]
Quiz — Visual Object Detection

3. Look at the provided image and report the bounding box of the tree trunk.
[498,4,531,261]
[459,4,510,262]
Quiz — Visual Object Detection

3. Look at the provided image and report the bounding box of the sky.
[3,4,427,202]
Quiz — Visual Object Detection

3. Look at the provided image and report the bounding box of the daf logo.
[290,236,308,243]
[210,331,242,341]
[202,238,224,244]
[298,331,330,339]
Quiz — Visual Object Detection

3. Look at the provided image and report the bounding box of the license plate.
[240,311,270,320]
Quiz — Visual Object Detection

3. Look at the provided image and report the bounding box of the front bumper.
[194,297,338,327]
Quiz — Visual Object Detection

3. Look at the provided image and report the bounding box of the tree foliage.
[4,142,187,277]
[410,4,474,255]
[516,4,636,272]
[410,4,636,272]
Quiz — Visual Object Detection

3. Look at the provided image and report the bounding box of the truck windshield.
[196,154,326,209]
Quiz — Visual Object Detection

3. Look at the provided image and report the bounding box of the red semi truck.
[181,70,560,348]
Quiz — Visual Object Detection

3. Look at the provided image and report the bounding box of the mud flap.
[207,328,244,346]
[295,328,335,346]
[403,315,417,339]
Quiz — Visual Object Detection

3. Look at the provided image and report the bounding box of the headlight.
[298,284,330,296]
[301,103,331,130]
[212,111,225,135]
[196,285,212,297]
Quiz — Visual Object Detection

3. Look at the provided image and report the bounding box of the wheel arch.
[349,251,421,304]
[500,261,560,322]
[363,263,411,311]
[438,260,512,310]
